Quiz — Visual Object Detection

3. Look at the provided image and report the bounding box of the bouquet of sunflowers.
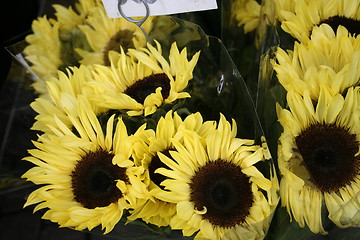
[224,0,360,239]
[1,0,360,239]
[2,0,280,239]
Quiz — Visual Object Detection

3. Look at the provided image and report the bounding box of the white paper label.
[102,0,218,18]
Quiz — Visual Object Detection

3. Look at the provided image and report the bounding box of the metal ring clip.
[118,0,152,43]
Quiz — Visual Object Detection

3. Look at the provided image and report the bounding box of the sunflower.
[51,0,102,30]
[274,0,296,22]
[153,114,277,240]
[88,40,200,116]
[275,0,360,42]
[22,96,149,234]
[127,110,215,227]
[277,86,360,234]
[76,6,154,66]
[23,0,99,96]
[273,24,360,100]
[24,16,63,95]
[30,65,103,134]
[49,1,100,72]
[232,0,262,33]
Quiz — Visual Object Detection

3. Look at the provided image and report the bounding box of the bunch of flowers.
[22,0,153,97]
[4,0,360,239]
[224,0,360,238]
[273,0,360,235]
[4,1,279,240]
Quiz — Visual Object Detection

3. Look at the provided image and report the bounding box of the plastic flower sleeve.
[149,14,278,172]
[0,42,39,205]
[115,15,279,239]
[2,5,280,240]
[253,8,281,163]
[220,0,277,97]
[255,1,360,240]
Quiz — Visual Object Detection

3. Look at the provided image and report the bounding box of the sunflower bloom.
[233,0,262,33]
[76,7,153,66]
[274,0,296,22]
[24,16,62,95]
[275,0,360,42]
[128,111,215,227]
[88,41,200,116]
[51,0,102,30]
[273,24,360,100]
[22,97,148,234]
[30,65,103,134]
[154,114,277,240]
[277,86,360,234]
[24,0,99,96]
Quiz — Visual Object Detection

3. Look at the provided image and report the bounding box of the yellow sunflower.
[273,24,360,100]
[88,41,200,116]
[24,16,62,95]
[153,114,277,240]
[30,65,103,134]
[232,0,262,33]
[127,110,215,227]
[51,0,102,30]
[275,0,360,42]
[76,6,154,66]
[277,86,360,234]
[274,0,296,22]
[23,0,99,96]
[22,96,148,234]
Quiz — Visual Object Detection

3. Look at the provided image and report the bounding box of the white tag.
[102,0,218,18]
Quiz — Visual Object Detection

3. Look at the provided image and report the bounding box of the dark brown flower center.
[296,123,360,192]
[319,16,360,36]
[149,149,172,189]
[71,149,128,209]
[124,73,171,104]
[103,30,136,66]
[190,160,253,228]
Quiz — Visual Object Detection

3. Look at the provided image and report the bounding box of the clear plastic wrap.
[2,10,278,239]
